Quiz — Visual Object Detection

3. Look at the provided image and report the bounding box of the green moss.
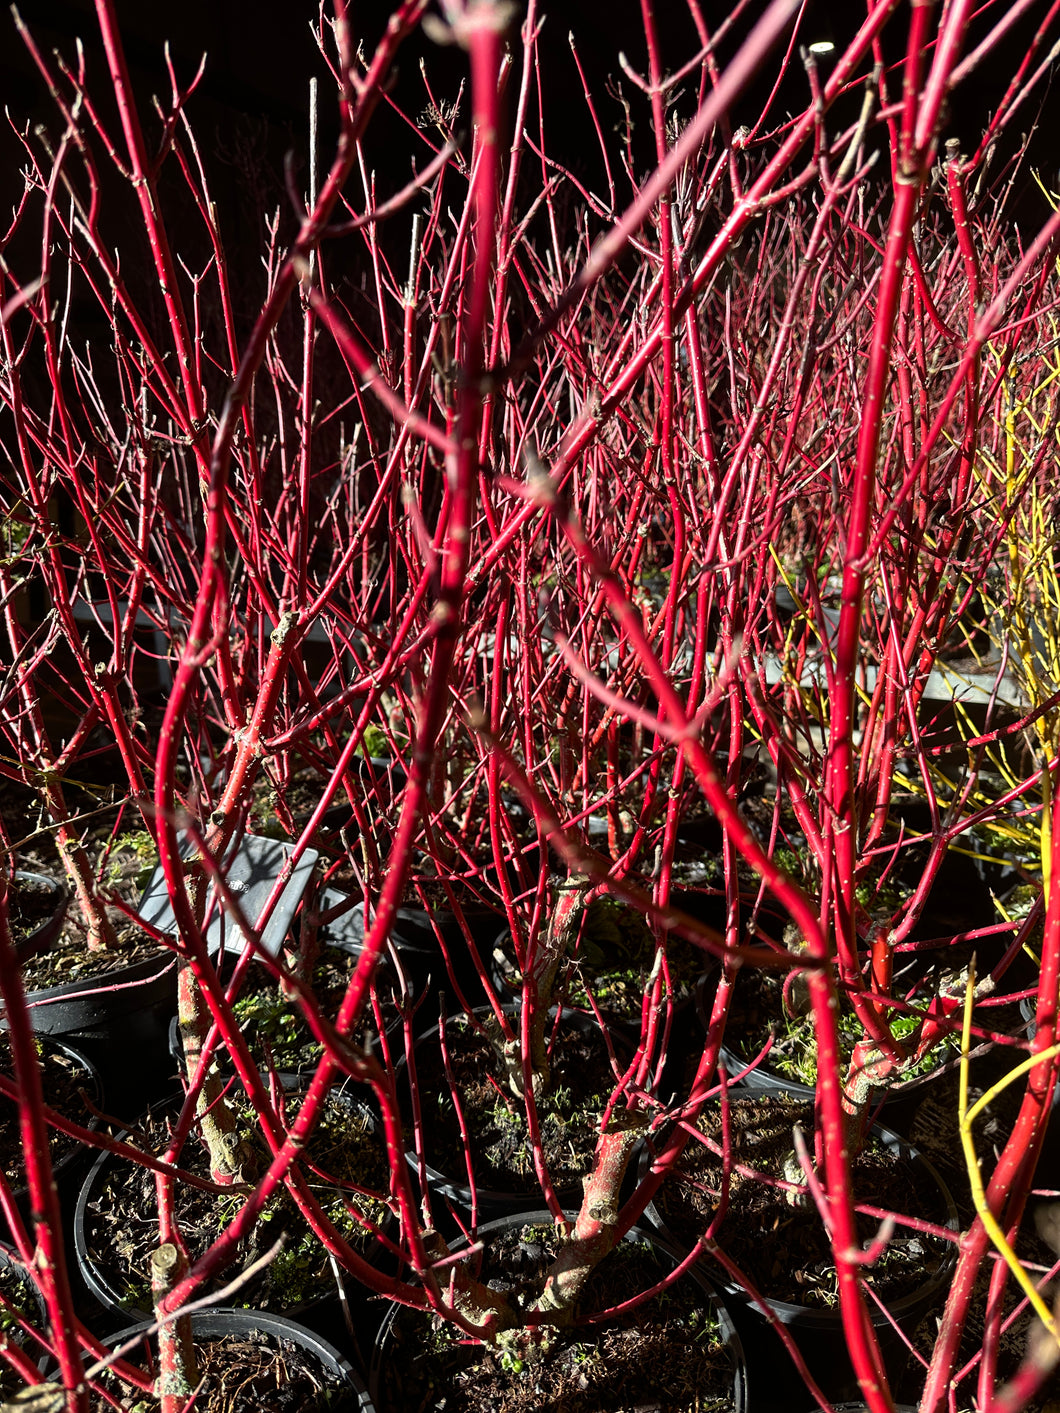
[0,1262,38,1337]
[752,986,962,1089]
[230,946,370,1074]
[359,724,392,757]
[558,898,702,1017]
[102,829,159,891]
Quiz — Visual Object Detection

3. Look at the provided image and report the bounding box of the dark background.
[2,1,1057,277]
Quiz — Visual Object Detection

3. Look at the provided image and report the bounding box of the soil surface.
[0,1036,97,1187]
[6,873,62,944]
[410,1012,624,1198]
[651,1092,953,1309]
[15,823,171,993]
[248,767,347,837]
[19,925,170,992]
[494,896,706,1024]
[0,1257,46,1398]
[718,967,961,1090]
[223,944,397,1074]
[375,1220,739,1412]
[81,1083,390,1314]
[96,1327,359,1411]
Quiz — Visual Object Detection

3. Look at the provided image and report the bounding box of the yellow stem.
[958,964,1060,1347]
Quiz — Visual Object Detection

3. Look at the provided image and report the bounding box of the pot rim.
[74,1083,392,1321]
[638,1098,959,1329]
[6,1036,102,1202]
[102,1307,373,1410]
[694,971,959,1102]
[0,1242,51,1377]
[398,1003,628,1212]
[9,870,69,965]
[15,945,177,1013]
[369,1208,747,1413]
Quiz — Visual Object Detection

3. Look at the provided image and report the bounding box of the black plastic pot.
[18,946,176,1038]
[13,946,177,1115]
[321,893,443,959]
[8,871,68,964]
[166,936,404,1085]
[369,1210,747,1413]
[0,1244,50,1393]
[1,1037,101,1232]
[401,1004,630,1215]
[695,971,958,1106]
[99,1308,373,1410]
[320,892,488,1008]
[75,1084,393,1323]
[694,972,815,1099]
[640,1101,958,1413]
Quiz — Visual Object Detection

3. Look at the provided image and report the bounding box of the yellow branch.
[958,964,1060,1348]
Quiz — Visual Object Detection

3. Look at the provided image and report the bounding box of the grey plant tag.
[137,833,319,959]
